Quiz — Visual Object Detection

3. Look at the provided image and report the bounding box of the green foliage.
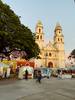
[70,49,75,58]
[0,0,40,59]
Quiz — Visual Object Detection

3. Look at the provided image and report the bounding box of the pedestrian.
[25,69,28,80]
[4,70,7,78]
[57,69,62,79]
[36,70,42,83]
[16,67,19,78]
[34,70,38,79]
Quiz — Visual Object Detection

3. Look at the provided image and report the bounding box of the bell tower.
[35,20,44,49]
[54,23,65,68]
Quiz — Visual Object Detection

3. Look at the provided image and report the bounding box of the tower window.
[37,35,39,39]
[39,28,41,33]
[59,32,60,33]
[40,35,42,39]
[61,38,62,42]
[58,38,59,41]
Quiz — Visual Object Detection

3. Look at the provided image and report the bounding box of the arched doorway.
[48,62,53,68]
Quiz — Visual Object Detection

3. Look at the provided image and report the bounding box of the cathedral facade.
[35,21,65,68]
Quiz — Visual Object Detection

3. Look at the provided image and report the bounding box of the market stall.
[18,66,33,79]
[0,62,10,79]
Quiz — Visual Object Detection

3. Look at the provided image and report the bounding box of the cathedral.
[35,21,65,68]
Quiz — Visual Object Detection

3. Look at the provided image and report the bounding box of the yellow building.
[35,21,65,68]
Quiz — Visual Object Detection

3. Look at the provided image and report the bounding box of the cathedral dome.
[36,20,43,27]
[54,23,62,32]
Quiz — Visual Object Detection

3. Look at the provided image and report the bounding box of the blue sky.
[3,0,75,53]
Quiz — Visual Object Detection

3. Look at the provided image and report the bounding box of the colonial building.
[35,21,65,68]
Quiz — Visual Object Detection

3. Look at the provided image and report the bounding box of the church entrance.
[48,62,53,68]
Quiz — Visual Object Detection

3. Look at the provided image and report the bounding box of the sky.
[2,0,75,53]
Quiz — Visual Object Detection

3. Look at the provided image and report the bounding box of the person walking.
[37,70,42,83]
[25,69,28,80]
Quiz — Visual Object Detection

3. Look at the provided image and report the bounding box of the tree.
[70,49,75,58]
[0,0,40,59]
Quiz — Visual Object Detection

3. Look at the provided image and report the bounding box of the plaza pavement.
[0,78,75,100]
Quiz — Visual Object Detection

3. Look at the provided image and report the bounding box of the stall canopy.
[0,62,9,68]
[17,60,34,68]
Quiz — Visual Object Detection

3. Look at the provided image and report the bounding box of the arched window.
[49,53,52,57]
[37,35,39,39]
[58,38,59,41]
[61,38,62,42]
[59,31,61,34]
[39,28,41,33]
[40,35,42,39]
